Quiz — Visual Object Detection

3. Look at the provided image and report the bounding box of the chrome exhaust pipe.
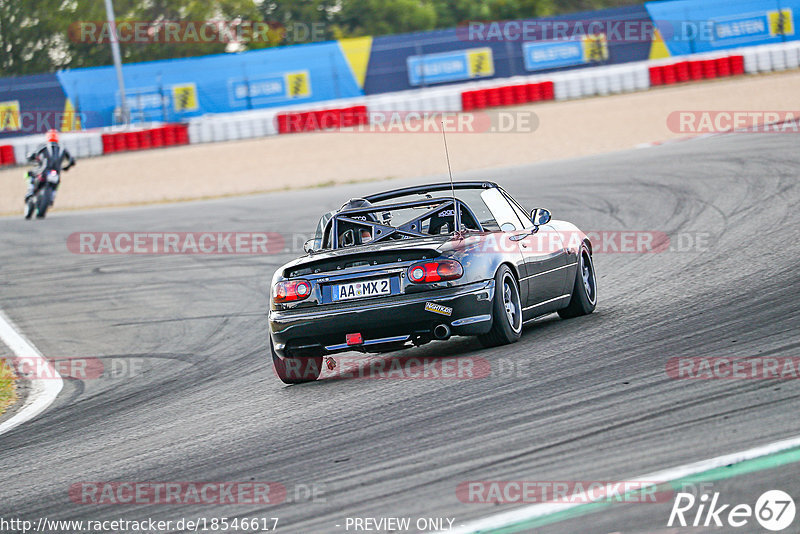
[433,324,451,340]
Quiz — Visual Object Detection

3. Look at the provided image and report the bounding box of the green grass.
[0,358,17,416]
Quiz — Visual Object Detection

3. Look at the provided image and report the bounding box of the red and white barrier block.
[101,124,189,154]
[0,145,15,166]
[276,106,369,134]
[649,55,745,86]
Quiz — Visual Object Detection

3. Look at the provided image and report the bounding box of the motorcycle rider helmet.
[46,129,59,143]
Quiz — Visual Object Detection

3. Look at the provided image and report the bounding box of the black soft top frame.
[363,181,497,203]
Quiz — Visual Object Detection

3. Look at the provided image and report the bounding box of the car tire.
[271,338,323,384]
[478,265,523,348]
[558,243,597,319]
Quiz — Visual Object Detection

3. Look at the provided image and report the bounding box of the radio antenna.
[441,120,458,233]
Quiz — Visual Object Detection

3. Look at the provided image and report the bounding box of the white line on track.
[0,309,62,436]
[443,435,800,533]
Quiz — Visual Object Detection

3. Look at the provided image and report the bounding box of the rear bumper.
[269,280,495,358]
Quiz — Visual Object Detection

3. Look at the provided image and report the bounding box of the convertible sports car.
[268,181,596,383]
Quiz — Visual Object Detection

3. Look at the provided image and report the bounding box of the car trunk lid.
[284,237,447,278]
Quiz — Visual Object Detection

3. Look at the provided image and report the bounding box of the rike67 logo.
[669,490,796,531]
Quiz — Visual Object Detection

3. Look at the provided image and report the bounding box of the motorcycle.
[24,169,59,220]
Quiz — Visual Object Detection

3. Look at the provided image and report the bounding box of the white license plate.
[333,278,391,301]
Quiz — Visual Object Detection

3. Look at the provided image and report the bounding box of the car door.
[477,189,530,300]
[505,195,570,312]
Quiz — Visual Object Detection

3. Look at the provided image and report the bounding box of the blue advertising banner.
[57,41,356,128]
[523,40,585,70]
[227,71,311,108]
[645,0,799,55]
[713,13,773,44]
[0,73,69,139]
[522,35,608,71]
[12,1,800,133]
[407,48,494,85]
[711,9,795,46]
[120,87,167,122]
[364,4,652,94]
[230,76,285,103]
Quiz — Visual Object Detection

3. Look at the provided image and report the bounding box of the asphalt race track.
[1,131,799,533]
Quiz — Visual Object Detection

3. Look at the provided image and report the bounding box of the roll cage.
[317,181,520,251]
[323,197,481,250]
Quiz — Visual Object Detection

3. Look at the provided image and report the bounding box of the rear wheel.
[478,265,523,348]
[558,243,597,319]
[271,338,323,384]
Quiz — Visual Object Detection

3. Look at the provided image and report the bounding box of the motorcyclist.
[24,129,75,207]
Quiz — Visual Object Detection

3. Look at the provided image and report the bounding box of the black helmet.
[339,198,378,222]
[340,198,372,211]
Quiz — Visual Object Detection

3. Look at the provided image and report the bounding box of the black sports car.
[268,181,596,383]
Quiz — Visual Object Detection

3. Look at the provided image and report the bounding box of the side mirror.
[303,239,315,254]
[530,208,551,226]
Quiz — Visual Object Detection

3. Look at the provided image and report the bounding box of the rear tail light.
[273,280,312,303]
[408,260,463,283]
